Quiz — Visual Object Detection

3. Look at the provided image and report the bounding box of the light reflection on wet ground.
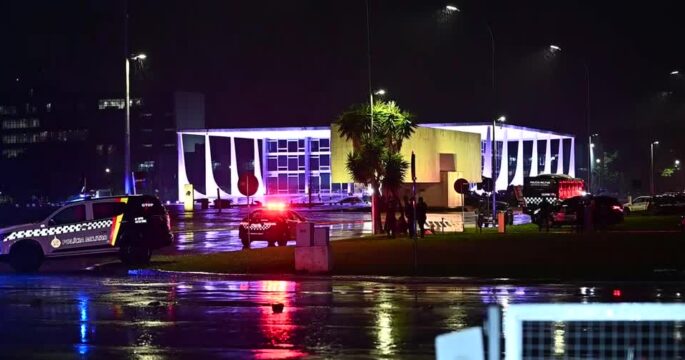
[165,207,372,254]
[0,273,683,359]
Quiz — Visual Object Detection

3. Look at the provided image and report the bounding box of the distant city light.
[445,5,460,12]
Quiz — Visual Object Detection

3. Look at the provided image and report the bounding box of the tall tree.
[335,100,416,234]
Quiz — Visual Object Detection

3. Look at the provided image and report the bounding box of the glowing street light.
[671,70,680,76]
[595,158,601,164]
[549,45,562,52]
[650,140,659,195]
[497,115,506,122]
[676,159,681,166]
[124,52,148,194]
[445,5,460,12]
[105,168,111,174]
[374,89,386,96]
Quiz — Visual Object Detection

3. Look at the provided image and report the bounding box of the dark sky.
[2,0,685,177]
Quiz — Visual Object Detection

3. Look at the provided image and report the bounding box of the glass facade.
[265,137,332,195]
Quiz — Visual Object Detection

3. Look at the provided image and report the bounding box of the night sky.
[2,0,685,182]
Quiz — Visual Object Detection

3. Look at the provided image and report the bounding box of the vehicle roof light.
[265,202,286,211]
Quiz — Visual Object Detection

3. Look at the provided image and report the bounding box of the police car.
[0,195,173,272]
[239,203,306,247]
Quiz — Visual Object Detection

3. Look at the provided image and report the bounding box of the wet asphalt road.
[165,206,372,254]
[1,272,684,359]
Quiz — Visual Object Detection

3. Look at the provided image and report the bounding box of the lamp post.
[492,115,506,223]
[548,45,591,189]
[650,140,659,195]
[124,53,146,195]
[588,133,598,192]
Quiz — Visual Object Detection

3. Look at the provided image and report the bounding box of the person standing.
[385,196,398,238]
[404,196,416,238]
[538,198,551,232]
[416,197,428,238]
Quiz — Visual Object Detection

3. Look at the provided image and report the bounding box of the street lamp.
[650,140,659,195]
[671,70,680,76]
[491,115,506,223]
[676,159,681,167]
[124,52,146,195]
[550,44,591,190]
[105,168,111,174]
[374,89,386,96]
[445,4,460,12]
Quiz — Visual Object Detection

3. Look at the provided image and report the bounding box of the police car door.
[91,199,128,248]
[44,204,90,254]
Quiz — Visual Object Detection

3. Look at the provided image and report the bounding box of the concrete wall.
[331,124,482,186]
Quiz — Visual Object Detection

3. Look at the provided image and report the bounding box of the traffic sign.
[238,173,259,196]
[453,178,469,194]
[481,177,493,192]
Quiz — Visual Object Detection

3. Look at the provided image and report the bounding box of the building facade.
[178,123,576,208]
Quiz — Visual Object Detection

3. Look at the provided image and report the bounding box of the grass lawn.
[154,217,685,279]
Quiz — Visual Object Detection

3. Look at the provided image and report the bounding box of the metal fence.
[503,303,685,360]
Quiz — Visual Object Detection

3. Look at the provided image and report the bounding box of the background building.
[178,123,575,208]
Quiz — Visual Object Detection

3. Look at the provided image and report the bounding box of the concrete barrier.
[295,223,332,273]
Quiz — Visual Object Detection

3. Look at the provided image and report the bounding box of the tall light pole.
[548,45,591,189]
[492,115,506,223]
[364,0,381,233]
[124,53,146,195]
[588,133,598,192]
[650,140,659,195]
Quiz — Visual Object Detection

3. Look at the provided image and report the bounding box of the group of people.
[384,195,428,238]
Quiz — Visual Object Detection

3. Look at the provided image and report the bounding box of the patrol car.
[239,203,306,247]
[0,195,173,272]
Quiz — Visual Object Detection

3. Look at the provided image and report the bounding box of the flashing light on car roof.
[265,202,287,211]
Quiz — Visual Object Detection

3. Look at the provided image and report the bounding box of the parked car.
[547,195,624,228]
[0,195,173,272]
[338,196,366,206]
[622,196,652,215]
[239,204,307,247]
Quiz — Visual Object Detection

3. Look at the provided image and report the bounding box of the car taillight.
[612,205,623,212]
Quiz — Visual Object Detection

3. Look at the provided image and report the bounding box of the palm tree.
[336,100,416,234]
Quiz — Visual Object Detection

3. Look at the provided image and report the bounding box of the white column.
[556,138,564,174]
[262,138,269,195]
[483,127,492,178]
[230,136,239,196]
[530,136,539,177]
[510,137,524,186]
[495,128,509,191]
[205,134,228,199]
[177,132,202,200]
[252,138,265,196]
[543,136,552,174]
[568,137,576,178]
